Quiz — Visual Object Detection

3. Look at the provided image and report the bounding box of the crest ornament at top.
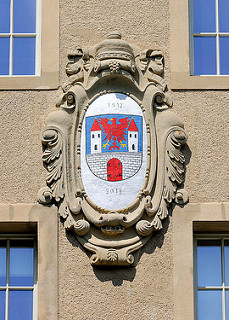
[38,32,188,266]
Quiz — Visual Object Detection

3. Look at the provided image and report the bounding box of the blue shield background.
[86,114,143,154]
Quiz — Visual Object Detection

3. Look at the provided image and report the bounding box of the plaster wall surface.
[58,219,173,320]
[0,0,228,319]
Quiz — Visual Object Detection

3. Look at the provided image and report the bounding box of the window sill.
[171,72,229,90]
[0,73,59,90]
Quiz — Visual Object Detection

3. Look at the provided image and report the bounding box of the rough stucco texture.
[58,218,173,320]
[0,0,228,319]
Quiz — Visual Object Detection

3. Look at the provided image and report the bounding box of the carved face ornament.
[38,32,188,266]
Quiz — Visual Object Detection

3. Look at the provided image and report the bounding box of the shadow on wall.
[65,226,136,285]
[174,141,192,208]
[183,142,192,182]
[92,218,171,285]
[64,218,169,286]
[93,265,136,286]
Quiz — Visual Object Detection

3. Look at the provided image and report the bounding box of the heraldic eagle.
[98,117,130,150]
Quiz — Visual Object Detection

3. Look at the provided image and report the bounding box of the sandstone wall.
[0,0,228,319]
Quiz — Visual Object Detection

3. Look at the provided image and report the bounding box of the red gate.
[107,158,122,181]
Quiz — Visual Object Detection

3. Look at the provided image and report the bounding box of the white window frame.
[0,0,41,77]
[194,235,229,320]
[0,234,38,320]
[189,0,229,76]
[0,0,59,90]
[170,0,229,89]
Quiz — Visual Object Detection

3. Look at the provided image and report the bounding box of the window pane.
[0,38,10,75]
[198,290,222,320]
[9,240,34,286]
[8,290,33,320]
[226,290,229,320]
[0,0,10,33]
[13,0,36,33]
[13,37,36,75]
[224,240,229,285]
[193,0,215,33]
[0,241,6,286]
[0,291,5,320]
[194,37,217,75]
[219,0,229,32]
[220,37,229,75]
[197,240,221,286]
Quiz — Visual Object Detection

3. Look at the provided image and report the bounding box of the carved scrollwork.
[137,128,188,236]
[38,32,188,266]
[63,209,90,236]
[40,128,64,202]
[135,220,155,236]
[37,186,53,204]
[74,220,90,236]
[175,188,189,204]
[156,129,187,228]
[87,247,136,266]
[163,129,187,203]
[59,200,70,219]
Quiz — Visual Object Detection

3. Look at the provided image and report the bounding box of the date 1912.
[107,102,122,108]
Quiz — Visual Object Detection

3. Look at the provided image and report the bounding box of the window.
[0,204,58,319]
[0,0,58,89]
[194,237,229,319]
[190,0,229,75]
[0,236,37,320]
[170,0,229,88]
[0,0,40,76]
[173,202,229,320]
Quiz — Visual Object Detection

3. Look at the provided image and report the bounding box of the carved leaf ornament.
[38,32,188,266]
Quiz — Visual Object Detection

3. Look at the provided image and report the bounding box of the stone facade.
[86,152,142,180]
[0,0,228,319]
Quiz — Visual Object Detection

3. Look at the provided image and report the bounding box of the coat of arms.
[38,33,188,266]
[86,113,142,181]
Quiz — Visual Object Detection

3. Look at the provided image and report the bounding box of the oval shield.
[81,93,147,210]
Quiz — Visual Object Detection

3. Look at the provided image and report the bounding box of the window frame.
[170,0,229,89]
[0,0,41,77]
[173,202,229,320]
[189,0,229,76]
[0,234,37,320]
[0,0,59,89]
[193,235,229,320]
[0,204,58,320]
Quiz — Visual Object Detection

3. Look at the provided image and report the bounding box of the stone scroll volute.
[38,32,188,266]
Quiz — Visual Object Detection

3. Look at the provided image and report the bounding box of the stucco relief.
[38,32,188,266]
